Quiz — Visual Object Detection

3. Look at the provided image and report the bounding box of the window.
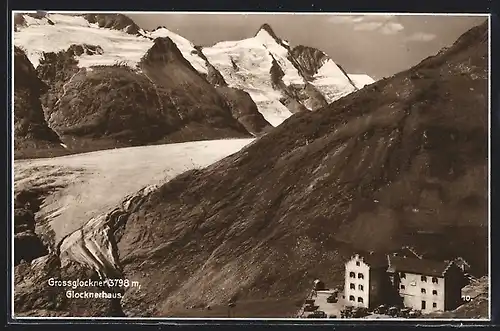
[422,301,426,310]
[358,297,364,303]
[350,283,355,290]
[358,284,364,291]
[356,261,360,266]
[401,285,405,290]
[350,272,355,278]
[400,272,406,279]
[349,295,355,301]
[433,302,437,308]
[421,276,427,282]
[433,290,438,295]
[421,288,426,294]
[358,273,364,279]
[432,277,438,284]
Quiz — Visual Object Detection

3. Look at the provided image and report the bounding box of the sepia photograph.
[11,11,489,320]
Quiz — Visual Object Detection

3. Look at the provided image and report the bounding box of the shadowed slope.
[114,21,488,316]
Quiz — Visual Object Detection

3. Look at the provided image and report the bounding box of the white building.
[343,253,466,312]
[344,254,390,309]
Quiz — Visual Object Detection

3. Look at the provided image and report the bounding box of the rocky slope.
[110,20,488,316]
[13,20,486,317]
[428,276,488,319]
[216,86,273,135]
[13,46,66,158]
[14,14,260,157]
[291,44,374,91]
[83,13,141,35]
[14,13,374,133]
[13,139,253,317]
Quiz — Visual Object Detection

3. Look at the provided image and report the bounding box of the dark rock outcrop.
[216,86,273,135]
[139,37,250,141]
[13,188,55,266]
[291,45,328,78]
[14,13,26,30]
[194,46,227,87]
[269,54,324,113]
[18,38,251,157]
[83,13,140,35]
[13,47,64,158]
[14,209,48,266]
[66,44,104,57]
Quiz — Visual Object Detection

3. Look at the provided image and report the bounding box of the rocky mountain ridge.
[13,46,66,158]
[14,14,269,158]
[13,13,375,152]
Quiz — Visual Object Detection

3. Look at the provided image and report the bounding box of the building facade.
[344,255,370,308]
[344,254,465,313]
[344,254,394,309]
[393,271,445,312]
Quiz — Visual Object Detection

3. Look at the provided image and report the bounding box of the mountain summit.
[202,22,373,126]
[255,23,282,42]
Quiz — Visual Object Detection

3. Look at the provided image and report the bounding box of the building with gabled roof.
[344,253,394,309]
[344,253,466,313]
[451,257,471,273]
[387,255,464,312]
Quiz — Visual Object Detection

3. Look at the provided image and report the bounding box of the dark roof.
[387,256,454,277]
[352,253,388,268]
[454,257,471,268]
[391,247,422,259]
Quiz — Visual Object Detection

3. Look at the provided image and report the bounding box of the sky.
[127,13,487,79]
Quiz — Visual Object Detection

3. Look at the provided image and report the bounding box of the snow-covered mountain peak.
[254,23,282,44]
[14,13,153,68]
[14,12,376,128]
[149,27,193,46]
[144,27,208,73]
[14,13,209,74]
[201,22,377,125]
[142,36,184,63]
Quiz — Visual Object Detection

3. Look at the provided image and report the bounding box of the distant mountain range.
[13,12,374,158]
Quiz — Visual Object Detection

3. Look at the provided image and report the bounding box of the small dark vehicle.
[326,294,338,303]
[340,307,353,318]
[352,307,369,318]
[399,308,411,318]
[373,304,388,315]
[328,314,337,318]
[304,304,319,312]
[305,299,315,305]
[408,310,422,318]
[388,306,399,317]
[307,310,327,318]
